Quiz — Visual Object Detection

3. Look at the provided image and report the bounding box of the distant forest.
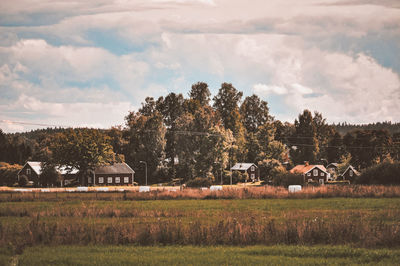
[1,82,400,185]
[334,122,400,135]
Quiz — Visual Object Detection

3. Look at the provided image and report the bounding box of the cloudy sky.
[1,0,399,132]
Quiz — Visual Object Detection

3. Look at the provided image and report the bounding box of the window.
[251,174,255,180]
[107,177,113,184]
[124,177,129,183]
[88,177,92,184]
[321,172,325,176]
[313,169,318,176]
[115,177,120,183]
[307,172,311,176]
[349,170,353,177]
[26,168,31,175]
[98,177,104,184]
[251,166,255,171]
[308,179,313,183]
[319,179,324,185]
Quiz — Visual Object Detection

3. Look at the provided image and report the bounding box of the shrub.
[0,162,22,186]
[222,171,239,184]
[272,171,304,187]
[186,177,212,188]
[18,175,29,187]
[356,162,400,185]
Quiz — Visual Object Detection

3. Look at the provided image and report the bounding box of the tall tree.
[327,131,344,163]
[240,94,272,134]
[189,82,211,106]
[213,83,243,135]
[125,111,166,184]
[50,128,116,184]
[139,97,157,116]
[343,129,392,168]
[157,93,185,179]
[313,112,336,160]
[290,110,319,164]
[213,83,246,163]
[174,105,219,180]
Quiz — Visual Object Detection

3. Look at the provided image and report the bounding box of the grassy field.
[0,198,400,252]
[1,245,400,265]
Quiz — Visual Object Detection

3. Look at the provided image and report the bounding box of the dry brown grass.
[1,213,399,251]
[1,185,400,201]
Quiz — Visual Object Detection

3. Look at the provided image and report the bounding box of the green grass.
[14,245,400,266]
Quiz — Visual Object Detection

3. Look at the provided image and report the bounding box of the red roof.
[290,164,327,174]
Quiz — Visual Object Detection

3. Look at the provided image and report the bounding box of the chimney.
[304,161,309,166]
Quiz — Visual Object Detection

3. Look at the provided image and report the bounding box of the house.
[230,163,259,182]
[326,163,338,174]
[85,163,135,186]
[290,162,329,184]
[17,161,79,186]
[338,165,360,182]
[17,161,41,185]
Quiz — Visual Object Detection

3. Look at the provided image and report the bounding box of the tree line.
[1,82,400,185]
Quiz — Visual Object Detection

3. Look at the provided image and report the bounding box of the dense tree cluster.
[1,82,400,185]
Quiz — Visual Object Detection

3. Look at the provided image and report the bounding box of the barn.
[85,163,135,186]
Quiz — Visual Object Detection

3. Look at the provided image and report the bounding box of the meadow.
[2,245,400,265]
[1,187,400,265]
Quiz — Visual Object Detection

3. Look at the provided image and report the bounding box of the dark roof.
[94,163,135,174]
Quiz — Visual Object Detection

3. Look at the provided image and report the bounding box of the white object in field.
[66,189,75,192]
[96,187,109,192]
[14,188,32,192]
[168,188,178,192]
[210,185,223,191]
[200,187,208,191]
[117,188,125,192]
[139,186,150,192]
[77,186,89,192]
[40,189,50,192]
[288,185,302,193]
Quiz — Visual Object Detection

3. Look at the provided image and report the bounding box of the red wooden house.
[290,162,329,184]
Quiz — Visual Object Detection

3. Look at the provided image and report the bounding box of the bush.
[356,162,400,185]
[222,171,239,185]
[0,162,22,186]
[186,177,212,188]
[272,171,304,187]
[18,175,29,187]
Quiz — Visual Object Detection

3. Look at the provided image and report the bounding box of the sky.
[0,0,400,133]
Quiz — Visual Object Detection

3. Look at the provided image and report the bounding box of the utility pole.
[139,161,147,186]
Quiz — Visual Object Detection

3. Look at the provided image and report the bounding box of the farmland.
[1,186,400,265]
[0,196,400,264]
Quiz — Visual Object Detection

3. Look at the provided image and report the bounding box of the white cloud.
[1,0,400,132]
[291,83,313,94]
[0,94,135,132]
[253,83,288,95]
